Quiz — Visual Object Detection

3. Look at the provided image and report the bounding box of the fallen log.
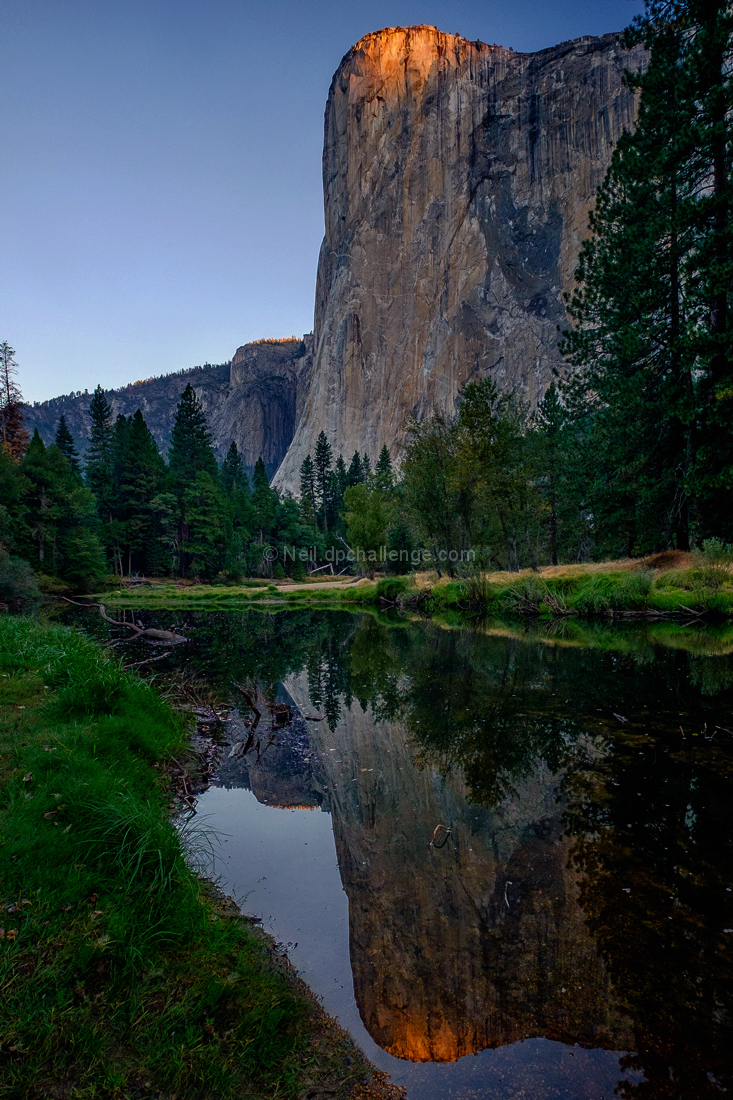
[61,598,188,643]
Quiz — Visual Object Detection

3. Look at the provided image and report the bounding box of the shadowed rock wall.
[273,25,644,490]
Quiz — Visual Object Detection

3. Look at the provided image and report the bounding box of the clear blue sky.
[1,0,644,403]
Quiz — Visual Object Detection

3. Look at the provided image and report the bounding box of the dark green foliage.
[0,341,29,460]
[167,388,222,578]
[182,471,224,578]
[54,415,82,481]
[346,451,365,487]
[343,483,395,577]
[533,384,578,565]
[361,452,372,483]
[168,383,218,488]
[374,445,394,493]
[251,458,277,546]
[400,380,541,574]
[18,431,106,589]
[118,410,167,575]
[0,545,41,608]
[220,440,248,494]
[561,0,733,553]
[299,454,317,528]
[313,431,332,531]
[328,454,348,531]
[85,385,115,521]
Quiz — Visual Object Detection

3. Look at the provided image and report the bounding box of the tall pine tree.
[85,385,115,524]
[221,441,248,494]
[313,430,333,531]
[562,0,733,551]
[168,384,218,489]
[0,342,28,460]
[299,454,317,528]
[168,384,220,575]
[54,416,82,481]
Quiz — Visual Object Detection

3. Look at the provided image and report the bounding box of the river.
[69,606,733,1099]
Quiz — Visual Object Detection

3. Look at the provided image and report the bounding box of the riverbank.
[95,553,733,620]
[0,617,401,1099]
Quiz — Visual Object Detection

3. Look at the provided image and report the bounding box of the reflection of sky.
[197,782,636,1100]
[2,0,643,403]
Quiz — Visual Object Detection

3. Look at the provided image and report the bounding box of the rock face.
[217,337,313,475]
[273,25,643,490]
[24,337,312,477]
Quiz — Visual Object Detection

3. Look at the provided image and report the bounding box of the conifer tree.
[0,342,29,460]
[221,441,248,494]
[85,385,115,523]
[168,384,218,489]
[374,445,395,493]
[183,471,223,578]
[534,384,574,565]
[220,441,254,576]
[251,457,277,544]
[118,410,167,574]
[299,454,317,527]
[346,451,365,487]
[562,0,733,549]
[54,415,82,481]
[362,453,372,484]
[313,430,333,531]
[20,429,105,586]
[330,454,348,531]
[166,385,221,576]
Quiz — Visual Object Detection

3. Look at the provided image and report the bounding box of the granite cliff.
[273,25,644,490]
[27,24,642,491]
[24,336,312,477]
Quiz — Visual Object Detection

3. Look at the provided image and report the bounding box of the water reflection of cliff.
[196,611,733,1091]
[283,673,630,1062]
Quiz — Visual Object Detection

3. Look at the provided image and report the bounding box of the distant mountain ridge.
[24,336,313,478]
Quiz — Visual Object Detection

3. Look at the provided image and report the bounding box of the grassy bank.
[0,618,389,1099]
[95,554,733,620]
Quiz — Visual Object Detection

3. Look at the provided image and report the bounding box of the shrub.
[375,576,408,602]
[692,538,733,594]
[0,547,41,609]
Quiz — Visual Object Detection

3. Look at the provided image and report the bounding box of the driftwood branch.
[236,686,261,732]
[61,598,188,644]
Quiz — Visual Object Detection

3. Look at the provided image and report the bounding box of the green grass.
[0,618,370,1099]
[93,564,733,623]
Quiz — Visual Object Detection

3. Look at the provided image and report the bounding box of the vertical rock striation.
[211,336,313,475]
[274,25,644,490]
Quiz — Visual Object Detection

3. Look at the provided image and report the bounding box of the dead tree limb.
[236,686,261,732]
[60,598,188,643]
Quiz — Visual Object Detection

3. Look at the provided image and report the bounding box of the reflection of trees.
[61,606,359,707]
[397,628,567,804]
[305,621,356,730]
[565,726,733,1099]
[343,617,733,1095]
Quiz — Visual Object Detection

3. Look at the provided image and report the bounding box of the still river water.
[73,607,733,1099]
